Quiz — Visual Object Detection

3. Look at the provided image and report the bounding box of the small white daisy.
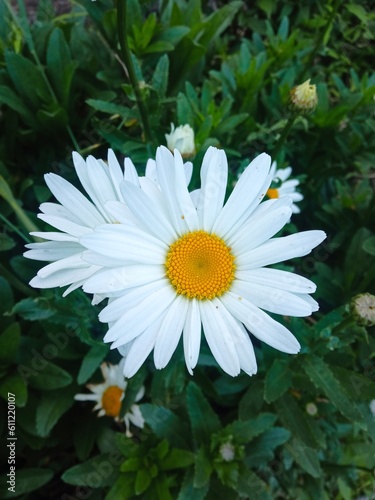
[24,150,193,297]
[80,146,326,377]
[267,161,303,213]
[75,361,145,437]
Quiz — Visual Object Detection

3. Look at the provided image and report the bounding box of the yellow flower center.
[101,385,123,417]
[267,188,279,199]
[165,230,235,300]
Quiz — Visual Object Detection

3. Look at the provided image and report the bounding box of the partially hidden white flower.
[267,161,303,214]
[75,361,145,437]
[165,123,195,158]
[24,150,193,298]
[80,146,326,378]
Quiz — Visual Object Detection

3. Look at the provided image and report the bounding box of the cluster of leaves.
[0,0,374,498]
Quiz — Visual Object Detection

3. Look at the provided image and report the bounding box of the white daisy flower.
[80,146,326,378]
[267,161,303,213]
[75,361,145,437]
[24,149,193,297]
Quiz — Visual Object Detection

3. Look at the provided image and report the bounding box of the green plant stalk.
[117,0,153,144]
[298,0,342,82]
[272,114,297,159]
[0,212,31,243]
[273,0,341,159]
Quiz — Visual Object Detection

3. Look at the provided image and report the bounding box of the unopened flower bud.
[165,123,195,158]
[351,293,375,327]
[219,442,236,462]
[290,79,318,112]
[306,402,318,416]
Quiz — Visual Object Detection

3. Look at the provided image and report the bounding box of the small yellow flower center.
[101,385,123,417]
[267,188,279,199]
[165,230,235,300]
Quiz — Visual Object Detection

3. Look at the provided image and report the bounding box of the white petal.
[199,299,241,376]
[154,295,188,369]
[37,214,91,237]
[237,230,327,269]
[104,201,139,226]
[183,299,201,374]
[120,181,177,243]
[184,161,193,186]
[212,153,272,239]
[231,281,315,317]
[155,146,189,233]
[196,147,228,232]
[172,149,199,232]
[104,285,176,346]
[236,268,316,294]
[216,307,257,376]
[83,265,165,294]
[124,157,140,186]
[99,279,169,322]
[29,265,99,289]
[24,241,83,261]
[123,319,161,378]
[40,202,82,224]
[80,225,167,265]
[36,253,88,278]
[221,292,300,354]
[229,204,292,255]
[145,159,158,185]
[44,173,104,226]
[107,149,125,200]
[28,232,78,243]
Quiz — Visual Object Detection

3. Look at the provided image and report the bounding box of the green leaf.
[46,27,76,105]
[86,99,137,120]
[0,85,36,126]
[36,386,75,437]
[0,468,53,498]
[303,355,365,425]
[135,468,151,495]
[7,297,56,321]
[236,465,272,499]
[0,233,16,251]
[74,415,104,462]
[362,236,375,256]
[277,394,319,448]
[0,323,20,364]
[0,373,27,407]
[264,359,293,403]
[77,344,109,384]
[5,50,50,108]
[62,453,119,487]
[28,362,73,390]
[194,446,212,488]
[152,55,169,98]
[246,427,291,466]
[225,413,277,443]
[140,404,191,449]
[106,473,134,500]
[0,277,14,315]
[284,438,321,478]
[186,382,221,446]
[161,449,195,470]
[178,468,209,500]
[239,380,265,419]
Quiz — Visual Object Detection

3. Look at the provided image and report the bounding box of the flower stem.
[117,0,153,144]
[272,114,297,159]
[298,0,341,82]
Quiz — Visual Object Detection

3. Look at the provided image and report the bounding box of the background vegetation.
[0,0,374,498]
